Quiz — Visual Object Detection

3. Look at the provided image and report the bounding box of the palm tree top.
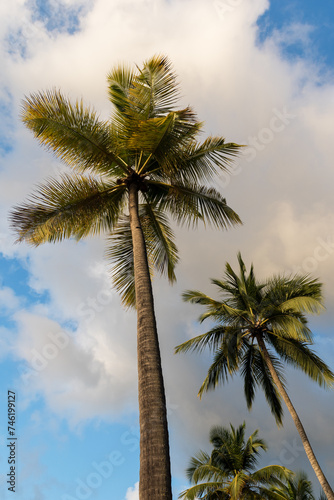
[176,252,334,423]
[10,55,243,307]
[179,421,292,500]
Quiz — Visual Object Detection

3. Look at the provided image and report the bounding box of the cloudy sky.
[1,0,334,499]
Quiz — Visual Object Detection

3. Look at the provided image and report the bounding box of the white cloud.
[0,285,20,311]
[125,481,139,500]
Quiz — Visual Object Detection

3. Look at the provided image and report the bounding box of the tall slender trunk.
[256,335,334,500]
[128,183,173,500]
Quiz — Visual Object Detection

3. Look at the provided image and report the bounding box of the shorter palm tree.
[270,471,325,500]
[179,422,292,500]
[176,253,334,498]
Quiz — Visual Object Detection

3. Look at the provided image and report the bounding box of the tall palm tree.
[270,471,317,500]
[9,55,242,500]
[175,253,334,499]
[179,422,292,500]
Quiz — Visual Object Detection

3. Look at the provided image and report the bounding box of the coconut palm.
[179,422,292,500]
[270,471,316,500]
[175,253,334,499]
[9,55,242,500]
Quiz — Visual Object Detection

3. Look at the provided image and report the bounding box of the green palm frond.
[132,54,180,118]
[174,137,243,184]
[140,201,178,281]
[107,64,136,114]
[269,471,316,500]
[175,326,232,354]
[229,471,248,499]
[130,109,201,165]
[21,90,128,176]
[148,181,241,228]
[179,481,227,500]
[198,343,241,397]
[253,349,285,424]
[241,343,259,410]
[105,214,139,308]
[182,289,244,324]
[240,345,285,424]
[106,202,179,307]
[10,174,126,245]
[182,290,224,308]
[251,465,292,485]
[266,314,313,342]
[187,453,225,484]
[107,55,181,143]
[268,335,334,388]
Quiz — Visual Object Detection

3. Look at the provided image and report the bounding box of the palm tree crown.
[11,54,241,306]
[10,55,243,500]
[176,252,334,498]
[270,471,318,500]
[179,422,292,500]
[176,252,333,422]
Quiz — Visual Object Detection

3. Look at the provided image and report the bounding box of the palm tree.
[179,422,292,500]
[270,471,316,500]
[9,55,242,500]
[175,253,334,499]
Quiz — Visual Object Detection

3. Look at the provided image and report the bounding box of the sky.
[0,0,334,499]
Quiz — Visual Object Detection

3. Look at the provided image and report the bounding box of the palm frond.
[253,348,285,425]
[21,90,128,176]
[178,481,227,500]
[266,313,313,342]
[268,335,334,388]
[175,326,231,354]
[148,180,241,229]
[140,201,178,281]
[10,174,126,245]
[106,214,139,308]
[241,343,259,410]
[106,202,179,307]
[107,63,136,114]
[187,452,225,484]
[251,465,293,484]
[133,54,180,118]
[130,108,201,165]
[198,342,241,397]
[174,137,243,184]
[230,471,248,499]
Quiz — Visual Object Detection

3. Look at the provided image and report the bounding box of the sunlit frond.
[147,180,241,228]
[10,174,126,245]
[132,54,180,118]
[21,90,128,176]
[174,137,243,184]
[107,64,136,114]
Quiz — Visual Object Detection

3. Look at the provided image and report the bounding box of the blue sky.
[1,1,334,499]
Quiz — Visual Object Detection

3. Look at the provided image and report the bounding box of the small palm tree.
[10,55,242,500]
[270,471,316,500]
[175,253,334,499]
[179,422,292,500]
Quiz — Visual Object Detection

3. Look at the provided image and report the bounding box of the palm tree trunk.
[128,182,173,500]
[256,335,333,500]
